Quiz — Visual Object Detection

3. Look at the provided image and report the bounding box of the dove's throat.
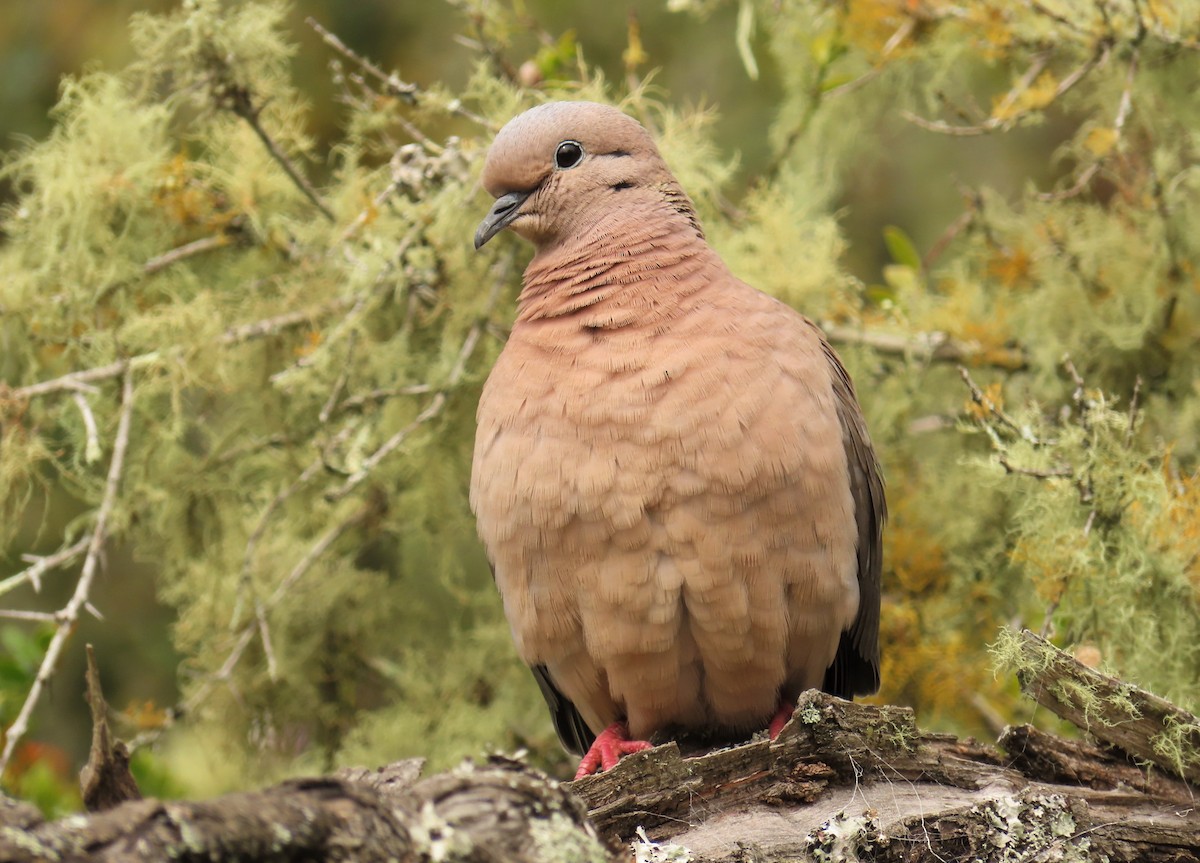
[517,203,719,328]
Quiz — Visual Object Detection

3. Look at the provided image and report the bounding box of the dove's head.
[474,101,690,252]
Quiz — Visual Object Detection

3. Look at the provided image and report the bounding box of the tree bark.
[2,632,1198,862]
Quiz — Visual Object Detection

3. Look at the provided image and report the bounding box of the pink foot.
[574,721,653,779]
[768,698,796,740]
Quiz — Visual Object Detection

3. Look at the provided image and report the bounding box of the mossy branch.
[1006,629,1200,786]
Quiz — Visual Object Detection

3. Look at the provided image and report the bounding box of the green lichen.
[978,793,1100,863]
[0,827,57,859]
[1152,715,1200,783]
[863,712,919,753]
[528,813,609,863]
[799,705,824,725]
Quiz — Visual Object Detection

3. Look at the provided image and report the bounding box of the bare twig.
[992,51,1053,121]
[1024,0,1094,39]
[223,88,334,222]
[318,331,358,424]
[822,66,884,101]
[1062,355,1086,401]
[922,206,976,270]
[307,17,493,130]
[255,602,278,682]
[72,392,102,464]
[95,231,243,304]
[958,366,1042,444]
[997,453,1073,479]
[902,52,1050,137]
[143,234,232,276]
[231,454,328,628]
[334,383,434,414]
[10,356,147,401]
[0,367,136,776]
[1037,161,1101,203]
[324,393,449,502]
[307,18,417,103]
[825,324,1027,370]
[219,298,356,345]
[0,609,58,623]
[1125,376,1142,448]
[0,537,91,598]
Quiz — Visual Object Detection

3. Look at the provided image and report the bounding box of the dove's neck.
[516,196,720,328]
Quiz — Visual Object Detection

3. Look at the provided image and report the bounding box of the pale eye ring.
[555,140,585,170]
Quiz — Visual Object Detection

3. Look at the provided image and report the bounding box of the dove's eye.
[555,141,585,170]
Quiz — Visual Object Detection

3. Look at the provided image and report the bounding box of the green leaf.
[883,225,923,271]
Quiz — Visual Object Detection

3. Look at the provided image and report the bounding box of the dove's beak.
[474,190,531,250]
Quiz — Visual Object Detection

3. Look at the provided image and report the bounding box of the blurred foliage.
[1,0,1198,813]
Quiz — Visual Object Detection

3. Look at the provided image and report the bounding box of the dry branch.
[0,369,136,777]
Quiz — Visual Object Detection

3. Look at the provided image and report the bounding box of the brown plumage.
[471,101,885,777]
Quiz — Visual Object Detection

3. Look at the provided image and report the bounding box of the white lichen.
[805,810,882,862]
[631,825,693,862]
[408,801,471,862]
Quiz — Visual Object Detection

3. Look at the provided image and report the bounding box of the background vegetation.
[1,0,1197,813]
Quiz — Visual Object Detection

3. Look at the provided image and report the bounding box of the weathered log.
[569,688,1199,862]
[2,635,1198,862]
[0,758,605,862]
